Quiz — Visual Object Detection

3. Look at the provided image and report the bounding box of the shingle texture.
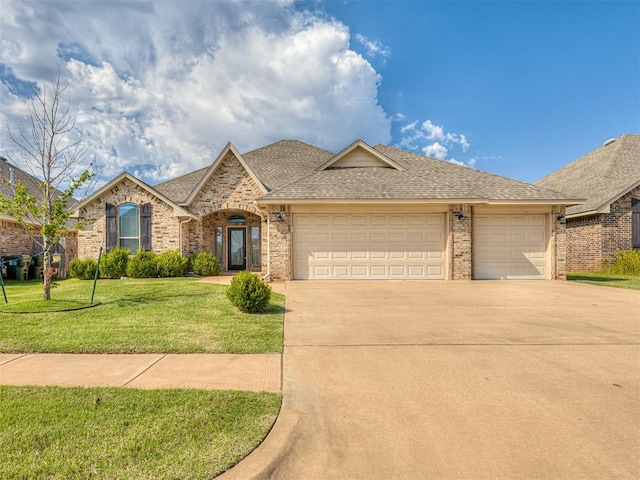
[260,144,576,201]
[148,139,578,208]
[536,134,640,216]
[0,157,46,203]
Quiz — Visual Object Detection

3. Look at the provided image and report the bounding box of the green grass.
[0,385,281,480]
[0,277,284,353]
[567,272,640,290]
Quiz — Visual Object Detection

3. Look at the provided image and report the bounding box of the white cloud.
[422,120,445,141]
[0,0,391,184]
[354,34,391,60]
[396,118,474,167]
[423,142,448,160]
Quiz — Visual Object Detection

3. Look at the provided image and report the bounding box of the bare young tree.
[0,74,94,300]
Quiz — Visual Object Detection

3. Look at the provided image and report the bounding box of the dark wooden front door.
[228,228,246,270]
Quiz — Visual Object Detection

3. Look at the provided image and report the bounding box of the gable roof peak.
[318,139,407,171]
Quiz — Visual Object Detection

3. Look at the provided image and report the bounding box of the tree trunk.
[43,239,51,301]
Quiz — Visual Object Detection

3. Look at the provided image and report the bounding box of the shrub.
[126,250,158,278]
[606,250,640,276]
[156,250,188,277]
[190,252,221,277]
[69,258,97,280]
[226,270,272,313]
[100,247,130,279]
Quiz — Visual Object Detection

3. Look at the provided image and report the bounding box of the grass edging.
[0,385,282,480]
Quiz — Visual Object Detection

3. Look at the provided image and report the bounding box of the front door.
[228,228,246,270]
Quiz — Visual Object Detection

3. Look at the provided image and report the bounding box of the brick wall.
[449,204,472,279]
[551,206,566,279]
[266,205,291,281]
[77,178,181,259]
[187,152,266,258]
[0,219,33,256]
[566,185,640,271]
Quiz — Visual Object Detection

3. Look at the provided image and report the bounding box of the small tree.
[0,74,94,300]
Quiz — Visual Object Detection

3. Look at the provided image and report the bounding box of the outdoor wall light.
[275,213,284,222]
[455,212,468,221]
[556,214,565,222]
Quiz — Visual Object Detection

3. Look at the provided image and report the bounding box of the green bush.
[190,252,221,277]
[69,258,97,280]
[126,250,158,278]
[156,250,188,277]
[606,250,640,276]
[100,247,130,279]
[226,270,272,313]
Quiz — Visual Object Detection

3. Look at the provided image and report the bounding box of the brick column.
[450,204,472,280]
[552,206,567,279]
[267,205,292,281]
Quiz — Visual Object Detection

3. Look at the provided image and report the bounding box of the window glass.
[215,226,223,263]
[251,226,260,266]
[228,215,246,224]
[119,203,139,251]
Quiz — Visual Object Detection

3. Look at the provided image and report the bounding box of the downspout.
[254,202,271,282]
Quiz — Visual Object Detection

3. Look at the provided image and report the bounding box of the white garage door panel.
[294,213,445,280]
[474,214,547,280]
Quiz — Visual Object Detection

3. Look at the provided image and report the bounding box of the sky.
[0,0,638,189]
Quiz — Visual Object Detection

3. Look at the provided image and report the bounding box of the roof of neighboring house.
[0,157,51,223]
[258,143,579,203]
[536,134,640,217]
[0,157,45,202]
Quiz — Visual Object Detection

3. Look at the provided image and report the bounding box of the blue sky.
[0,0,638,187]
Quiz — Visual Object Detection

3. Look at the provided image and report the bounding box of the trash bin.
[5,255,31,281]
[29,255,43,280]
[3,255,23,280]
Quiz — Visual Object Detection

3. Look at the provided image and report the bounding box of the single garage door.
[474,214,547,279]
[293,213,445,279]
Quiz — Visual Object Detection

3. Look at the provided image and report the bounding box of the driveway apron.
[221,281,640,480]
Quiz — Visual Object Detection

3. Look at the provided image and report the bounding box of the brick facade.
[449,204,472,280]
[0,219,33,256]
[566,185,640,271]
[186,152,268,274]
[73,149,572,281]
[77,178,181,259]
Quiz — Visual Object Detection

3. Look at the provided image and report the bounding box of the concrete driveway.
[221,281,640,479]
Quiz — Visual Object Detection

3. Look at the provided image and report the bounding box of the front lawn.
[0,277,284,353]
[567,272,640,290]
[0,385,281,480]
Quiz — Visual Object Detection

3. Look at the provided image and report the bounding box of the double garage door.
[292,212,548,280]
[293,213,446,279]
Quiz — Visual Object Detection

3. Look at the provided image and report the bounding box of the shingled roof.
[258,143,579,203]
[535,134,640,217]
[135,139,581,212]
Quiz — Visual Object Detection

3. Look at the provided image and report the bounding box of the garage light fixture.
[455,212,468,221]
[275,213,284,222]
[556,214,565,222]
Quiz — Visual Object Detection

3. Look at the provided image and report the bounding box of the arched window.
[119,203,140,251]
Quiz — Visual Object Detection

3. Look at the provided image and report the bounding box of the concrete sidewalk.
[0,353,281,392]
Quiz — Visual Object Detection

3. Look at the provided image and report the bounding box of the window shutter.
[632,198,640,249]
[105,203,117,251]
[140,203,152,251]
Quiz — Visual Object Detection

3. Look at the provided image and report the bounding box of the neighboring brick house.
[0,157,41,257]
[0,156,77,277]
[74,139,579,281]
[536,134,640,271]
